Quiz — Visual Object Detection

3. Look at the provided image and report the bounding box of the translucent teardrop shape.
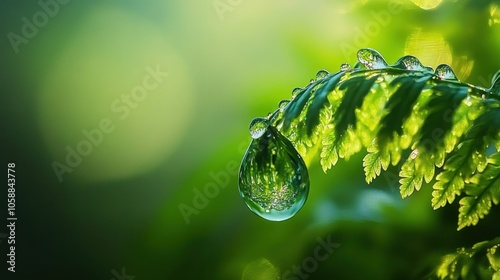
[340,63,351,71]
[357,48,389,69]
[239,126,309,221]
[249,117,269,139]
[435,64,458,80]
[315,70,329,80]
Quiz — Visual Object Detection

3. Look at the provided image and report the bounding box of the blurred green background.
[1,0,499,279]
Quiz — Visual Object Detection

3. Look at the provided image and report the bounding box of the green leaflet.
[458,152,500,229]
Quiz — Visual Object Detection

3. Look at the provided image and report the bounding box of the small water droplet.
[278,99,290,108]
[291,87,303,98]
[239,126,309,221]
[435,64,458,80]
[392,55,433,73]
[315,69,329,80]
[357,48,389,69]
[249,117,269,139]
[340,63,351,71]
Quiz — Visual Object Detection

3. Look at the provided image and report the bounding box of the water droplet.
[435,64,458,80]
[392,55,433,73]
[340,63,351,71]
[278,99,290,108]
[357,48,389,69]
[249,117,269,139]
[239,126,309,221]
[291,87,303,98]
[315,70,329,80]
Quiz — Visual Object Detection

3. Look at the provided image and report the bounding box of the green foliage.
[270,49,500,231]
[434,237,500,280]
[260,48,500,279]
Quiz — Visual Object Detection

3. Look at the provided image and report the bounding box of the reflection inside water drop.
[357,48,389,69]
[239,126,309,221]
[435,64,458,80]
[340,63,351,71]
[315,69,329,80]
[249,117,269,139]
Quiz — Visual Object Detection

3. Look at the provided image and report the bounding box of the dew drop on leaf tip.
[239,125,310,221]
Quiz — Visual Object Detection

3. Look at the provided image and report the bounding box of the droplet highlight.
[239,126,309,221]
[435,64,458,80]
[249,117,269,139]
[357,48,389,69]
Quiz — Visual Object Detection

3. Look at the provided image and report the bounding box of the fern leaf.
[431,106,500,209]
[249,48,500,227]
[458,153,500,229]
[320,124,338,172]
[399,154,423,198]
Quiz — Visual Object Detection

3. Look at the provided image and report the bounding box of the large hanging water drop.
[357,48,389,69]
[435,64,458,80]
[249,117,269,139]
[239,125,310,221]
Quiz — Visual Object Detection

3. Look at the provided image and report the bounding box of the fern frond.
[240,48,500,280]
[243,48,500,229]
